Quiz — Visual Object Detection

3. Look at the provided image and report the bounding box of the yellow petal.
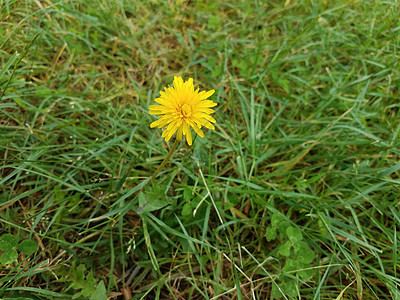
[150,115,175,128]
[199,119,215,130]
[190,117,203,129]
[154,97,174,108]
[176,126,183,141]
[198,108,215,114]
[165,119,182,141]
[201,113,216,123]
[150,119,162,128]
[186,78,194,91]
[198,100,217,108]
[149,105,173,115]
[162,121,175,137]
[183,122,192,146]
[188,120,205,138]
[173,76,184,90]
[192,113,216,124]
[198,89,215,100]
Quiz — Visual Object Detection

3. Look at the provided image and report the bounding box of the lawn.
[1,0,400,299]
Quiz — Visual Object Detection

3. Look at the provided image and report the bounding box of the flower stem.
[146,138,180,187]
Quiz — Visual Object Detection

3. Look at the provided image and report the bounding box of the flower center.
[180,104,192,118]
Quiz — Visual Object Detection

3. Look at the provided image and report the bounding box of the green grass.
[1,0,400,299]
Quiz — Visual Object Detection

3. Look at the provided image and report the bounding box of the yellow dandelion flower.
[149,76,217,146]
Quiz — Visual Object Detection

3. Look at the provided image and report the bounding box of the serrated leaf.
[279,240,291,257]
[70,266,96,298]
[61,262,106,300]
[0,234,18,251]
[0,248,18,264]
[286,226,303,244]
[17,239,38,255]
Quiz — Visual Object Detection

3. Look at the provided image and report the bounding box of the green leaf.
[224,200,235,210]
[281,280,298,298]
[279,240,292,257]
[271,214,284,227]
[212,65,223,77]
[0,234,18,251]
[183,187,193,202]
[317,219,326,235]
[277,221,290,235]
[297,241,315,264]
[207,15,221,30]
[181,202,193,217]
[0,192,8,204]
[286,226,303,244]
[54,185,66,202]
[298,267,315,280]
[193,137,209,165]
[138,191,170,214]
[282,258,298,272]
[17,240,38,256]
[265,227,277,241]
[0,248,18,264]
[59,262,107,299]
[90,281,107,300]
[70,266,96,298]
[271,283,285,299]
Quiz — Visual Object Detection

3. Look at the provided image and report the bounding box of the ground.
[1,0,400,299]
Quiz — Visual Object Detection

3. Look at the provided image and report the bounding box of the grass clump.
[1,0,400,299]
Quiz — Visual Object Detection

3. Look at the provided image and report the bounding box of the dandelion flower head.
[149,76,217,146]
